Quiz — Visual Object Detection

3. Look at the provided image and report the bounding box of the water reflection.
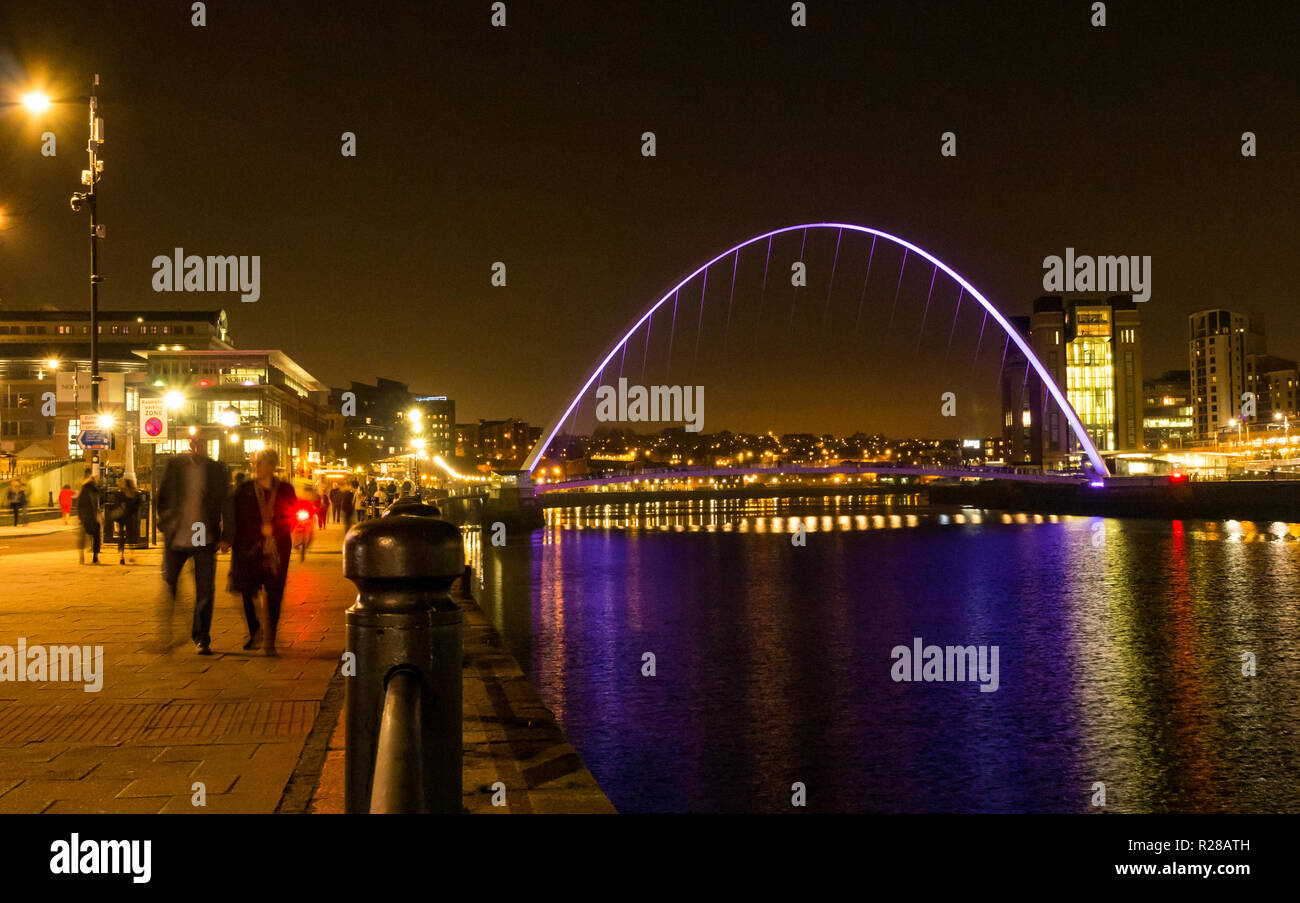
[470,499,1300,813]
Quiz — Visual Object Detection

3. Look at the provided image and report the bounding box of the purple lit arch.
[522,224,1111,478]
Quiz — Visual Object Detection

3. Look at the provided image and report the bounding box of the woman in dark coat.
[115,478,141,565]
[230,448,297,656]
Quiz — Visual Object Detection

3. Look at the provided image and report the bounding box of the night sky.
[1,0,1296,439]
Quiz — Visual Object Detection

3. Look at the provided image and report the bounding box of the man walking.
[156,436,231,655]
[76,469,102,565]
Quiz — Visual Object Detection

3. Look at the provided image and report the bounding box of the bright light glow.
[95,413,115,430]
[45,358,59,370]
[219,406,239,428]
[188,425,198,436]
[163,391,185,409]
[228,432,240,444]
[522,223,1112,478]
[411,438,426,450]
[20,92,51,113]
[408,408,422,421]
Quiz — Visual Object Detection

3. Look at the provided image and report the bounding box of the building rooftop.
[0,308,227,323]
[133,348,328,392]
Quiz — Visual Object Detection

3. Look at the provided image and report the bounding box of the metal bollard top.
[343,514,464,589]
[382,499,442,518]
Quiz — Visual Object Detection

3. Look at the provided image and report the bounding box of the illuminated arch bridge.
[521,224,1110,480]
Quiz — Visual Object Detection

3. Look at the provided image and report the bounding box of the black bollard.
[343,513,464,814]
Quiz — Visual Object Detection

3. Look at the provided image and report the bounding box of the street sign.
[139,399,168,444]
[77,429,111,450]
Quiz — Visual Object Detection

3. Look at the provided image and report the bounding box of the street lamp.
[163,391,185,410]
[20,92,50,113]
[12,76,106,474]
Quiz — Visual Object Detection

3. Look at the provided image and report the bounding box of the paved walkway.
[0,519,79,539]
[0,526,352,813]
[0,520,616,814]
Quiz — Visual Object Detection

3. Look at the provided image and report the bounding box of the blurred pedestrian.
[352,480,366,523]
[76,468,102,565]
[6,479,22,527]
[316,482,329,529]
[230,448,296,657]
[114,477,141,565]
[329,485,341,523]
[58,483,74,525]
[156,436,231,655]
[340,479,357,531]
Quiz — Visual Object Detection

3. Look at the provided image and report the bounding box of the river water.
[469,495,1300,813]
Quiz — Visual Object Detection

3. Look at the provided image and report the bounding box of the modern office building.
[1187,309,1266,438]
[1002,295,1144,465]
[1000,316,1042,464]
[1245,354,1299,425]
[1142,370,1194,450]
[0,308,232,350]
[471,418,540,468]
[412,396,455,461]
[330,379,455,468]
[0,309,232,462]
[138,348,330,477]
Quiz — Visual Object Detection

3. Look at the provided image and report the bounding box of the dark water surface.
[469,496,1300,813]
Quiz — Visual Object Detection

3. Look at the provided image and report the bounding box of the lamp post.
[14,77,106,474]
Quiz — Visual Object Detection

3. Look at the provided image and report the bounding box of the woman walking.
[230,448,297,656]
[59,484,74,525]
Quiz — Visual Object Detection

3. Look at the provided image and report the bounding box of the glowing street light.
[219,405,240,428]
[95,412,115,430]
[45,358,60,370]
[163,390,185,410]
[20,92,51,112]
